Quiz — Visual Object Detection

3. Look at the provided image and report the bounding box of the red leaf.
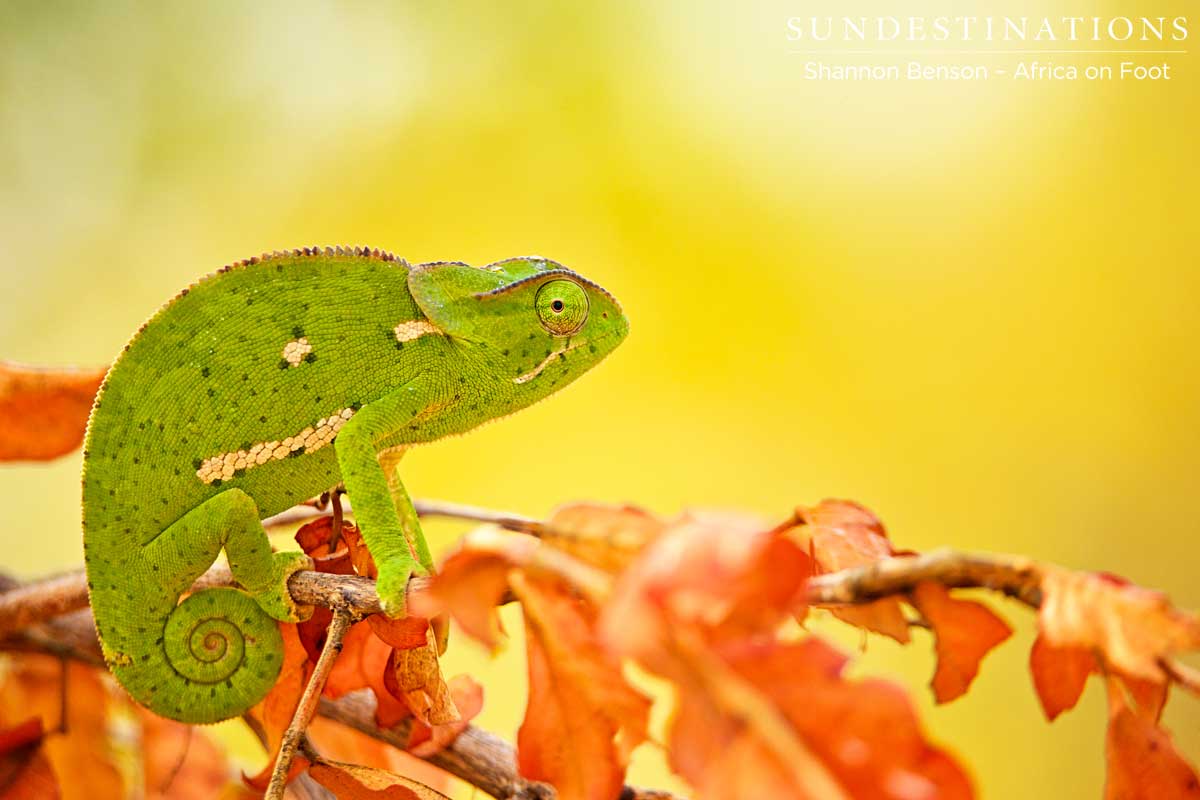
[792,500,911,643]
[1104,679,1200,800]
[407,675,484,758]
[910,582,1011,703]
[1029,635,1096,721]
[308,758,450,799]
[516,574,650,800]
[670,637,974,800]
[541,503,667,573]
[1038,567,1200,683]
[0,362,105,461]
[244,624,310,790]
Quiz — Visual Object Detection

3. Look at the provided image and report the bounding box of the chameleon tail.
[112,587,284,724]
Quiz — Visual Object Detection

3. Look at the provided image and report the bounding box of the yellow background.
[1,2,1196,797]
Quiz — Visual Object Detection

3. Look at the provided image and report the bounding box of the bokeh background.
[2,1,1196,797]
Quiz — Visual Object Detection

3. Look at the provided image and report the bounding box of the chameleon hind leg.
[141,487,312,621]
[120,488,311,723]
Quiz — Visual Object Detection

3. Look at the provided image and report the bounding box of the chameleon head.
[408,256,629,402]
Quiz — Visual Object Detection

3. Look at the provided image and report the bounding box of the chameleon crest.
[82,246,628,723]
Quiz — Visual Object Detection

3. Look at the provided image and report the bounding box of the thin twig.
[265,605,353,800]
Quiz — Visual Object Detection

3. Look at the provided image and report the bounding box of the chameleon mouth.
[512,339,589,385]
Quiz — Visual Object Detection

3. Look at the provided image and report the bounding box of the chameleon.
[81,246,628,724]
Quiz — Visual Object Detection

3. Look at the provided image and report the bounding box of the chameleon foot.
[249,551,314,623]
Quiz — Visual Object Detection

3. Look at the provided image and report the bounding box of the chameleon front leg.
[335,380,439,616]
[379,447,435,576]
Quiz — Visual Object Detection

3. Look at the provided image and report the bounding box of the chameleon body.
[81,246,628,723]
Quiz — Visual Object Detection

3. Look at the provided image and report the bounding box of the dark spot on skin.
[501,349,509,356]
[191,458,201,470]
[138,422,145,430]
[212,479,222,487]
[544,349,552,357]
[207,388,215,397]
[304,352,317,363]
[133,457,139,464]
[602,312,608,318]
[528,332,536,339]
[246,298,254,306]
[242,374,249,382]
[589,345,597,354]
[288,448,305,458]
[201,367,210,378]
[293,326,304,338]
[260,416,267,423]
[278,359,290,369]
[350,402,362,411]
[173,467,180,476]
[515,368,522,377]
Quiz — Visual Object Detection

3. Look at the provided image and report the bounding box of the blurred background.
[1,1,1196,796]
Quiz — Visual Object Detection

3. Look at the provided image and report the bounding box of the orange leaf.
[542,503,667,572]
[671,637,974,800]
[406,675,483,758]
[515,574,650,800]
[390,628,460,727]
[0,362,105,461]
[368,615,432,651]
[1104,678,1200,799]
[603,510,810,662]
[137,710,231,800]
[244,624,310,790]
[1039,567,1200,683]
[0,655,123,800]
[308,758,451,799]
[791,499,911,643]
[307,717,456,795]
[0,718,58,799]
[0,743,59,800]
[1029,634,1096,721]
[409,539,533,650]
[910,582,1012,703]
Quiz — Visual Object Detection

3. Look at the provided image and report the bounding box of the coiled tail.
[109,587,284,724]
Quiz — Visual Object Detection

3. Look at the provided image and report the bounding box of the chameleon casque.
[82,246,628,724]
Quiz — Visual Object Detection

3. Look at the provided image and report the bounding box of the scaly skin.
[81,246,628,723]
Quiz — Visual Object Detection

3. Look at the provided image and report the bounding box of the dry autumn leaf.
[308,757,451,799]
[1038,567,1200,683]
[0,655,123,800]
[671,637,973,800]
[0,718,59,800]
[243,624,311,791]
[137,709,232,800]
[910,582,1012,704]
[1029,634,1096,722]
[1103,678,1200,799]
[0,362,105,461]
[514,574,650,800]
[541,502,667,573]
[790,499,912,643]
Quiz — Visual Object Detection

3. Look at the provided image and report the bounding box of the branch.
[805,548,1045,609]
[266,606,353,800]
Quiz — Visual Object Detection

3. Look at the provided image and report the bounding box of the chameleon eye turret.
[81,246,627,724]
[535,279,588,336]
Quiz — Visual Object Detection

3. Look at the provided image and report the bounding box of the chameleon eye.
[535,280,588,336]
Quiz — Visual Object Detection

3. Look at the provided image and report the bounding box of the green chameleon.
[82,246,628,724]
